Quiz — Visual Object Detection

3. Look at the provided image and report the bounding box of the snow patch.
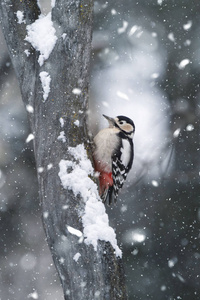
[25,13,57,66]
[59,117,65,128]
[74,120,80,127]
[62,33,67,39]
[39,71,51,101]
[16,11,25,24]
[67,225,82,237]
[24,49,30,57]
[37,167,44,173]
[73,252,81,262]
[58,144,122,257]
[47,163,53,170]
[26,104,34,113]
[26,133,34,143]
[72,88,81,95]
[57,131,66,143]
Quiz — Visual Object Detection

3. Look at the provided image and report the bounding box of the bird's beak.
[103,114,116,127]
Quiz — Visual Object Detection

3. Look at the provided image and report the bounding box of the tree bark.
[0,1,127,299]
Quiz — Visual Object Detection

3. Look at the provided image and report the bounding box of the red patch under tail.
[93,159,113,197]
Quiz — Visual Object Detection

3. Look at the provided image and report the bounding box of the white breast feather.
[94,128,119,171]
[120,139,131,167]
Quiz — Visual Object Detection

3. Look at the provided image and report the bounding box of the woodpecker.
[93,114,135,205]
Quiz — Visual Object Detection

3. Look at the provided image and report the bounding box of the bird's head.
[103,114,135,138]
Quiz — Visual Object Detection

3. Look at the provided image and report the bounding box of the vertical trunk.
[0,1,128,299]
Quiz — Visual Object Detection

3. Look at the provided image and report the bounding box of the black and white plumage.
[93,115,135,205]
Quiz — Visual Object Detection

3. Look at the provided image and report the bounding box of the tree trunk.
[0,1,128,299]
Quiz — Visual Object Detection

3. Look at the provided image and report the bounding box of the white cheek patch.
[121,123,133,132]
[120,139,131,167]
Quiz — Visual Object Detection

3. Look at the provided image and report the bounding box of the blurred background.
[0,0,200,299]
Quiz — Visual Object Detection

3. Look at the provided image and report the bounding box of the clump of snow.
[178,59,190,70]
[26,104,34,113]
[24,49,30,57]
[183,20,192,30]
[16,11,25,24]
[39,71,51,101]
[117,20,128,34]
[59,117,65,128]
[58,144,122,257]
[62,33,67,39]
[73,252,81,262]
[157,0,163,4]
[67,225,82,237]
[74,120,80,127]
[57,131,66,143]
[26,133,34,143]
[47,163,53,170]
[25,13,57,66]
[72,88,81,95]
[37,167,44,173]
[59,257,65,264]
[62,205,69,210]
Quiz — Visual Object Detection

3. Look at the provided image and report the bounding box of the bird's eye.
[119,121,125,125]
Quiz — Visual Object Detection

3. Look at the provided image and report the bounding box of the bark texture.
[0,1,127,299]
